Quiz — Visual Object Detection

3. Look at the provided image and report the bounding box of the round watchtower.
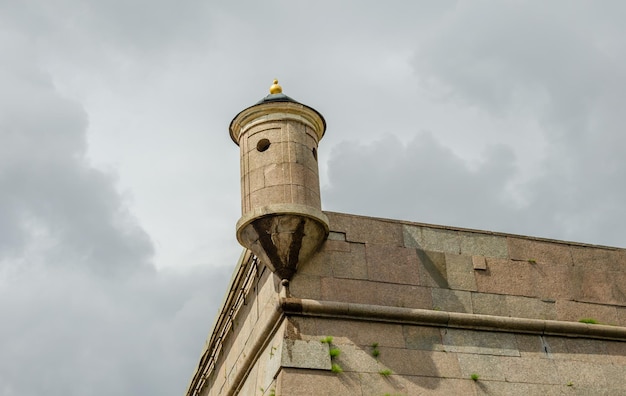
[229,80,329,280]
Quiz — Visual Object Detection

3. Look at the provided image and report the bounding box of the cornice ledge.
[279,296,626,341]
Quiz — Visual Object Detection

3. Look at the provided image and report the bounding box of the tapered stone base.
[236,205,329,280]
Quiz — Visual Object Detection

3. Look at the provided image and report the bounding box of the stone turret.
[229,80,329,280]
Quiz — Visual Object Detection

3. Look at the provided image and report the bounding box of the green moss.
[331,363,343,373]
[470,373,480,381]
[329,348,341,358]
[379,369,392,376]
[579,318,599,324]
[320,336,334,344]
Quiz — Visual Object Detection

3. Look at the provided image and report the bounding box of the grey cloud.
[0,265,230,396]
[0,27,231,396]
[323,130,625,248]
[0,57,153,274]
[323,133,519,232]
[409,1,626,247]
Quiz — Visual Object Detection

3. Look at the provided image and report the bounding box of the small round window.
[256,138,270,152]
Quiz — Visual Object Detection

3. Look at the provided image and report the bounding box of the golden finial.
[269,79,282,94]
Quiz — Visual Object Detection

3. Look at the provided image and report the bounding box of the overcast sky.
[1,1,625,395]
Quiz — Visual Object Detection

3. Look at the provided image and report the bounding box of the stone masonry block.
[245,126,282,151]
[505,295,557,320]
[330,243,368,280]
[327,231,346,241]
[554,360,609,388]
[432,288,473,313]
[246,167,265,192]
[474,258,534,297]
[459,232,508,258]
[618,306,626,327]
[404,225,460,254]
[277,368,358,396]
[575,269,626,306]
[471,292,508,317]
[366,244,420,285]
[249,185,287,208]
[329,343,379,373]
[473,382,561,396]
[445,253,477,291]
[501,356,560,384]
[561,338,609,364]
[289,273,322,300]
[303,242,366,279]
[472,255,487,270]
[515,334,551,359]
[606,340,626,365]
[304,186,321,208]
[507,237,573,266]
[281,339,331,370]
[532,262,575,300]
[313,318,406,348]
[403,325,445,351]
[320,277,432,309]
[602,364,626,390]
[285,122,309,145]
[571,245,624,272]
[302,167,320,192]
[322,239,351,252]
[443,328,520,357]
[327,212,404,246]
[398,377,475,396]
[555,300,618,325]
[298,248,333,277]
[416,249,448,288]
[376,348,461,378]
[457,353,507,381]
[262,162,287,188]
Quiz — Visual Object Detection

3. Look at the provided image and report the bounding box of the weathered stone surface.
[403,325,445,351]
[505,295,557,320]
[277,368,358,396]
[443,329,520,357]
[329,343,379,373]
[457,353,507,381]
[366,244,420,285]
[327,231,346,241]
[571,245,624,272]
[313,319,406,348]
[554,360,609,387]
[507,237,573,266]
[460,232,508,258]
[281,339,331,370]
[474,258,534,297]
[320,277,432,309]
[575,269,626,306]
[472,255,488,270]
[473,381,563,396]
[416,249,448,288]
[376,348,461,378]
[501,356,560,384]
[404,225,460,254]
[472,292,508,317]
[555,300,618,324]
[432,288,473,313]
[445,253,477,291]
[289,273,322,300]
[533,262,575,300]
[515,334,551,359]
[328,212,404,246]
